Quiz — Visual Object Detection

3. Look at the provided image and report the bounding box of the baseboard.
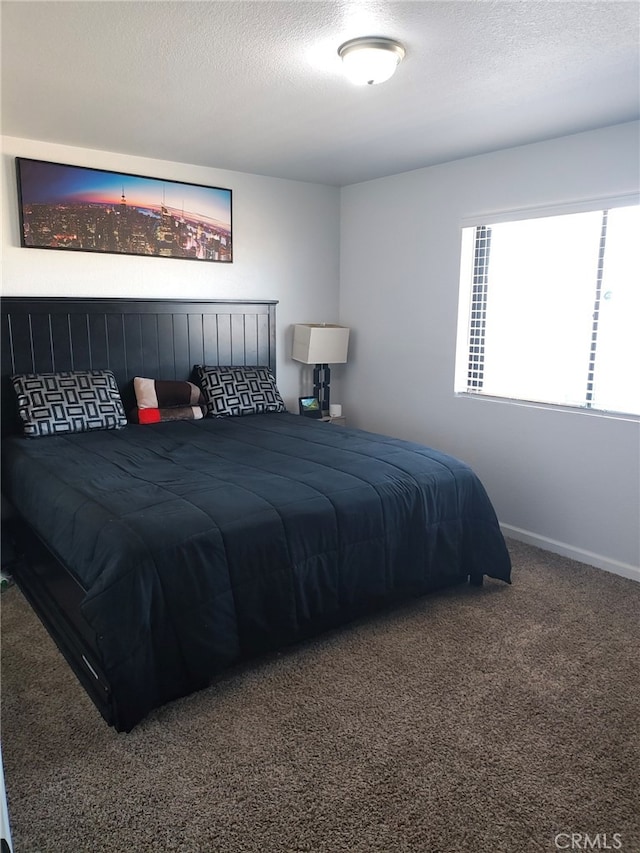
[500,524,640,583]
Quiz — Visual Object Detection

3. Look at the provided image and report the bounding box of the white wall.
[1,136,341,410]
[340,122,640,578]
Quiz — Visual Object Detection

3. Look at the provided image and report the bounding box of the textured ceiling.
[1,1,639,186]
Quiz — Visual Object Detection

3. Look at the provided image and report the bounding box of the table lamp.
[292,323,350,415]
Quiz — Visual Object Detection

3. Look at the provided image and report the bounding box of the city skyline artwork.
[16,158,233,263]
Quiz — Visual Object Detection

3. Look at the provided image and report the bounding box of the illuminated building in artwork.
[155,191,175,257]
[117,186,131,247]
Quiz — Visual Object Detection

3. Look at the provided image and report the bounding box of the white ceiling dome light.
[338,36,406,86]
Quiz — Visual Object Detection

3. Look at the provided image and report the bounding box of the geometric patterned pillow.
[11,369,127,437]
[129,376,206,424]
[193,365,287,418]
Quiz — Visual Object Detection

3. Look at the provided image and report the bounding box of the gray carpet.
[1,540,639,853]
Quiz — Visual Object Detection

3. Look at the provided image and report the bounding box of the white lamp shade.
[292,324,350,364]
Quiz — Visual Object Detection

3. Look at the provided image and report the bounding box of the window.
[455,200,640,417]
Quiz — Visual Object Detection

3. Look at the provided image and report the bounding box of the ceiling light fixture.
[337,36,405,86]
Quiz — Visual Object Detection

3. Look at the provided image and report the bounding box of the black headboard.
[1,297,278,435]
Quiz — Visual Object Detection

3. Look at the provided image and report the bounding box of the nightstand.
[321,416,346,427]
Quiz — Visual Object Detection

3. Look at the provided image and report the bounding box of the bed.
[1,297,511,732]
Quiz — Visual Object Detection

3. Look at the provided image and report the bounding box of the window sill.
[454,392,640,423]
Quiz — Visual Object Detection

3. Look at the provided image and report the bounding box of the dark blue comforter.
[2,413,511,729]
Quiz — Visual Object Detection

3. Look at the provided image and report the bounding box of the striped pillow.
[130,377,205,424]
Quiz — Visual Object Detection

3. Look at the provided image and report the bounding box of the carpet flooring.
[1,539,638,853]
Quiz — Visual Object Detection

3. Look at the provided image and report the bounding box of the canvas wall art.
[16,158,232,263]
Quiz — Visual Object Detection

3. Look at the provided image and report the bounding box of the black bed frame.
[1,297,278,729]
